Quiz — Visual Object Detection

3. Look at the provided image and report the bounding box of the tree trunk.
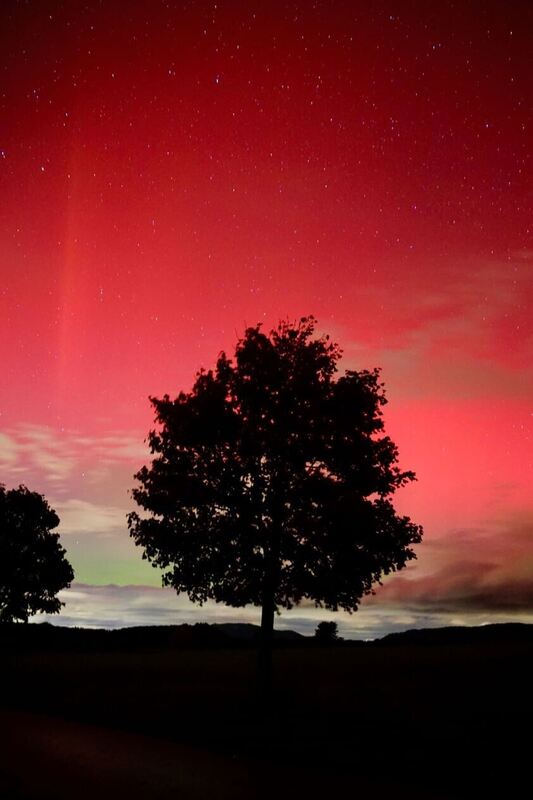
[257,584,275,707]
[257,503,282,709]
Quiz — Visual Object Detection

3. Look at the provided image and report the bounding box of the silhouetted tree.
[0,484,74,623]
[315,621,340,642]
[128,317,422,697]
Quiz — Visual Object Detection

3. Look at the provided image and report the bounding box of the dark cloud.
[372,511,533,613]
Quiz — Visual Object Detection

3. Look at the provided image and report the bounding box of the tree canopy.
[0,484,74,623]
[128,316,422,625]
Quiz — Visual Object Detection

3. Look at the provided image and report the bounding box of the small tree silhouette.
[315,621,340,642]
[128,317,422,697]
[0,484,74,623]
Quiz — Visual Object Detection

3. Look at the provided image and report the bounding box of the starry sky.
[1,0,532,637]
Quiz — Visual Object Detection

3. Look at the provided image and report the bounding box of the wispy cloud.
[0,432,19,470]
[37,583,260,630]
[343,254,533,400]
[35,582,533,639]
[55,499,127,537]
[0,423,148,493]
[372,510,533,613]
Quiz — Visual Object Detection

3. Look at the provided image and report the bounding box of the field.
[1,639,530,798]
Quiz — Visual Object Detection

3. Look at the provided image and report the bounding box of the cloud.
[0,423,149,493]
[354,334,533,401]
[342,254,533,400]
[0,425,77,486]
[55,499,128,537]
[0,432,19,470]
[34,582,533,639]
[92,434,149,462]
[20,425,78,484]
[371,509,533,613]
[37,583,261,630]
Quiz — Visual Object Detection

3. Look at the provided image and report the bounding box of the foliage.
[0,484,74,623]
[128,316,422,620]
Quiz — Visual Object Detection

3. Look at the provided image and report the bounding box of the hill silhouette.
[0,620,305,652]
[1,620,530,652]
[379,622,533,646]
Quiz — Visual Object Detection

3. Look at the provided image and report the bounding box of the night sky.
[1,0,532,637]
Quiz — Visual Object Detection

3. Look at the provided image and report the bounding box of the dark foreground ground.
[1,633,531,799]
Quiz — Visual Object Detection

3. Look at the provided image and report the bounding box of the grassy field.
[1,641,530,798]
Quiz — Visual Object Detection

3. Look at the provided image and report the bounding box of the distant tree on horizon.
[0,484,74,624]
[315,621,341,642]
[128,316,422,697]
